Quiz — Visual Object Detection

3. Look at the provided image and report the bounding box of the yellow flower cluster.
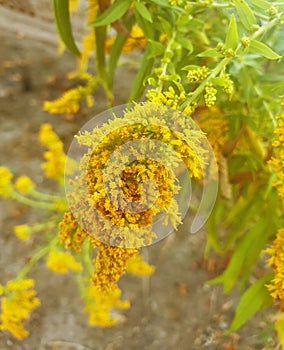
[222,73,234,96]
[14,224,32,241]
[83,284,130,327]
[46,251,83,274]
[43,73,97,114]
[92,242,138,292]
[126,254,155,275]
[0,279,40,339]
[39,123,67,182]
[14,175,35,194]
[58,212,153,292]
[105,25,146,54]
[69,0,80,12]
[77,0,97,73]
[71,103,204,247]
[266,228,284,308]
[87,148,174,241]
[268,114,284,197]
[204,82,217,107]
[147,87,196,116]
[0,166,13,198]
[169,0,183,5]
[197,106,229,163]
[59,211,88,252]
[59,103,207,298]
[187,66,209,83]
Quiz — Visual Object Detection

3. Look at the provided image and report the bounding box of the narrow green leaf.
[107,15,135,88]
[134,2,153,23]
[227,273,273,333]
[149,0,184,11]
[90,0,132,27]
[261,81,284,93]
[233,0,256,31]
[197,48,223,58]
[205,204,223,256]
[147,39,165,58]
[239,213,274,288]
[208,217,268,292]
[275,314,284,347]
[247,0,271,10]
[134,8,154,39]
[128,46,154,102]
[249,40,282,60]
[225,14,239,50]
[181,65,201,71]
[212,77,227,87]
[176,36,193,53]
[53,0,80,56]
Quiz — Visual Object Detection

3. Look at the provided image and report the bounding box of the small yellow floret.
[0,167,13,198]
[46,251,83,274]
[126,255,155,275]
[14,224,32,241]
[14,176,35,194]
[0,279,40,340]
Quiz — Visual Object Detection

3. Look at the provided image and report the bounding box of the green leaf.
[212,77,227,87]
[247,0,271,10]
[227,273,273,333]
[150,0,184,11]
[128,46,154,102]
[197,48,223,58]
[53,0,80,56]
[107,15,135,88]
[90,0,132,27]
[233,0,256,31]
[275,314,284,348]
[176,37,193,53]
[181,65,201,71]
[147,39,165,58]
[261,81,284,94]
[205,201,223,256]
[225,14,239,50]
[249,40,282,60]
[208,217,269,292]
[239,212,274,288]
[134,2,153,23]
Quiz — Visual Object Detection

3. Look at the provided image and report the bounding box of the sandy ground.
[0,6,276,350]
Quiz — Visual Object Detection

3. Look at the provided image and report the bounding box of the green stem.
[81,239,94,276]
[12,191,56,210]
[30,189,62,202]
[75,273,86,296]
[17,237,58,279]
[95,26,114,105]
[157,31,177,93]
[185,56,231,107]
[107,15,135,90]
[251,16,280,40]
[182,16,281,109]
[128,45,154,102]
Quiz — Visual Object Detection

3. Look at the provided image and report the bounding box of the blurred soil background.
[0,2,277,349]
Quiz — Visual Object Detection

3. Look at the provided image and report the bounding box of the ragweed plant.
[2,0,284,346]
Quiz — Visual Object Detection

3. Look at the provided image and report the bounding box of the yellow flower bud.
[14,224,32,241]
[46,251,83,274]
[126,255,155,275]
[0,167,13,198]
[14,176,35,194]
